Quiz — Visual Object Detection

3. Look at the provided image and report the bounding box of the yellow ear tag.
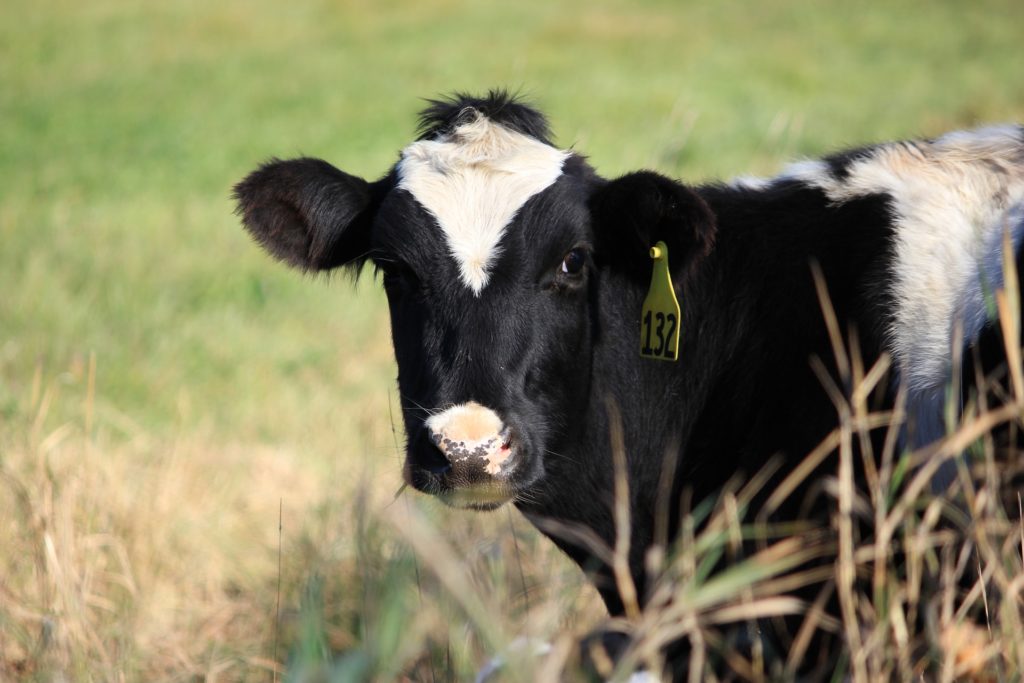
[640,241,681,361]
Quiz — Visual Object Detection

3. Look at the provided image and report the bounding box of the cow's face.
[234,97,715,510]
[373,118,601,508]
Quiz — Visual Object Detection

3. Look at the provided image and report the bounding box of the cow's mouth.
[405,462,522,510]
[405,427,532,510]
[438,480,517,510]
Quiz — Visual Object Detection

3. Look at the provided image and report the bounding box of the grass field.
[2,0,1024,680]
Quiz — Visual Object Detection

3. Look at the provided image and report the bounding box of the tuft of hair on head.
[415,89,555,145]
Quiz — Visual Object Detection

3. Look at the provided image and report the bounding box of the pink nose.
[426,402,513,476]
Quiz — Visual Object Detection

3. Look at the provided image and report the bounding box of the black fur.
[590,170,717,280]
[235,93,1022,679]
[821,143,882,181]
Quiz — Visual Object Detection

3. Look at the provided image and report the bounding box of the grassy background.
[2,0,1023,679]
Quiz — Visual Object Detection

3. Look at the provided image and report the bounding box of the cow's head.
[235,92,715,510]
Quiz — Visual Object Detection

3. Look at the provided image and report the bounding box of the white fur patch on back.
[775,125,1024,446]
[397,115,570,294]
[728,175,772,191]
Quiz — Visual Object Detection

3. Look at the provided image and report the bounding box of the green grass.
[2,0,1022,438]
[2,0,1023,680]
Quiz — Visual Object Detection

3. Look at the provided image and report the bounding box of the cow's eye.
[380,261,420,294]
[561,248,587,276]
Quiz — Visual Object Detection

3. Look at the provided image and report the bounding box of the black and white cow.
[235,91,1024,668]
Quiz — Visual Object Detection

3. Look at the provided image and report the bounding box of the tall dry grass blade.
[810,355,848,414]
[39,423,74,456]
[847,330,878,502]
[507,507,531,624]
[84,351,96,438]
[705,596,805,625]
[870,390,904,621]
[389,387,437,683]
[835,408,868,683]
[759,430,840,519]
[949,321,965,443]
[686,626,706,683]
[272,498,282,683]
[605,397,640,620]
[999,219,1024,406]
[977,559,992,639]
[810,261,850,385]
[1018,493,1023,569]
[938,545,957,683]
[388,388,437,682]
[878,386,907,503]
[383,506,507,658]
[651,435,682,579]
[785,580,836,677]
[853,352,891,508]
[529,517,614,567]
[726,490,766,681]
[678,536,824,613]
[30,382,57,447]
[731,455,784,521]
[885,404,1018,536]
[851,352,892,410]
[811,256,870,679]
[996,288,1024,408]
[534,634,574,683]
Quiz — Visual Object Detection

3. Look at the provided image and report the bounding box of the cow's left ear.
[589,171,716,278]
[234,157,389,272]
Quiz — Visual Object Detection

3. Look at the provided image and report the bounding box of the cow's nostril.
[426,460,452,475]
[420,433,453,474]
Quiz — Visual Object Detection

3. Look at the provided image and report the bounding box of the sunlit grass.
[5,355,1023,680]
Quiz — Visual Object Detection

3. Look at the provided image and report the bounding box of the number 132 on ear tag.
[640,241,681,361]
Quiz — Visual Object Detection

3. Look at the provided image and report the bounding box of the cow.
[234,91,1024,676]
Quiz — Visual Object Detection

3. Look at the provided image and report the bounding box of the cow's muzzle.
[410,401,520,509]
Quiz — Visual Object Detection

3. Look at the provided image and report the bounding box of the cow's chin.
[404,461,522,510]
[439,483,516,511]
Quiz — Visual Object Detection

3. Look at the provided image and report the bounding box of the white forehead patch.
[397,115,570,294]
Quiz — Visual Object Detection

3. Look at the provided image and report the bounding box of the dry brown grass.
[3,253,1024,682]
[4,377,1024,681]
[3,326,1024,681]
[0,364,603,681]
[0,381,311,679]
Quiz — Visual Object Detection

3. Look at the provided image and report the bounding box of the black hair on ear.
[590,171,716,279]
[233,157,383,272]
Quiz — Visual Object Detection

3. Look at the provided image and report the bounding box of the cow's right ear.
[589,171,716,280]
[233,157,386,272]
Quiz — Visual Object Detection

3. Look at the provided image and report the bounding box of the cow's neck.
[520,183,894,613]
[516,218,745,610]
